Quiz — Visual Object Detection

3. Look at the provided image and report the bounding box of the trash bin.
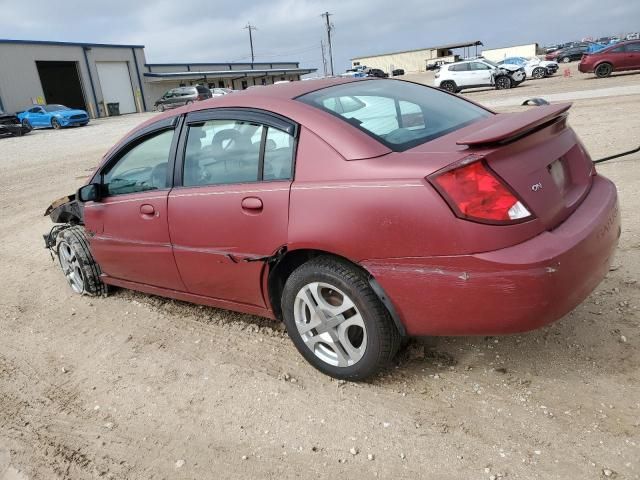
[106,102,120,116]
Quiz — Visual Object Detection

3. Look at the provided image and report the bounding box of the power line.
[244,22,257,64]
[321,11,334,76]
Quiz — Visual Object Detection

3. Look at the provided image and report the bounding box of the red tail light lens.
[429,160,532,224]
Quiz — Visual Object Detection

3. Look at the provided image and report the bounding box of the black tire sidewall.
[281,259,394,380]
[51,118,60,129]
[533,67,545,78]
[596,63,612,78]
[56,226,106,296]
[496,76,511,89]
[441,81,456,93]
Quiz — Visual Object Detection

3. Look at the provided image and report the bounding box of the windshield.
[44,104,70,112]
[297,79,490,152]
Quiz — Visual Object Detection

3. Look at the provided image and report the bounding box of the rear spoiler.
[457,103,571,147]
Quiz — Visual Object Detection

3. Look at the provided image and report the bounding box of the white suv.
[434,58,526,93]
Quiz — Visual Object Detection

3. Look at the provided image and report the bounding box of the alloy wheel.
[293,282,367,368]
[58,241,84,293]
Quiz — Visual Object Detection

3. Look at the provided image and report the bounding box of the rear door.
[167,109,296,307]
[451,63,472,86]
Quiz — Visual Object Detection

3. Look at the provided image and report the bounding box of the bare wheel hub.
[294,282,367,367]
[58,241,84,293]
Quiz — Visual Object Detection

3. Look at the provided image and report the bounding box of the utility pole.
[321,11,334,76]
[244,22,257,64]
[320,40,328,77]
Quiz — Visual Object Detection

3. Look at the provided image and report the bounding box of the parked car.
[626,33,640,41]
[155,85,212,111]
[391,68,405,76]
[579,40,640,77]
[0,108,31,137]
[210,88,233,97]
[546,45,589,63]
[366,68,388,78]
[426,59,450,71]
[434,58,525,93]
[498,57,558,79]
[45,78,619,380]
[17,104,89,129]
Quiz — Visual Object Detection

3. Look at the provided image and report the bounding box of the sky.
[0,0,638,73]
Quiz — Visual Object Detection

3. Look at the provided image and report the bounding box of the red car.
[46,78,620,380]
[579,40,640,77]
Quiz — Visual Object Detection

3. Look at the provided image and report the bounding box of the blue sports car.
[17,104,89,130]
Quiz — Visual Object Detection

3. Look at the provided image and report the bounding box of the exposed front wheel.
[495,75,512,90]
[51,118,61,129]
[595,63,613,78]
[282,257,400,380]
[56,226,107,296]
[561,56,571,63]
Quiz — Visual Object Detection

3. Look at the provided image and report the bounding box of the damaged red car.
[45,78,620,380]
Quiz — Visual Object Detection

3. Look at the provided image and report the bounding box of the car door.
[27,107,47,127]
[622,42,640,69]
[83,117,186,291]
[451,63,472,86]
[469,62,493,86]
[168,109,295,307]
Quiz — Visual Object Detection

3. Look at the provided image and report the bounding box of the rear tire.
[56,226,107,296]
[281,256,401,381]
[595,63,613,78]
[495,75,512,90]
[561,56,571,63]
[440,81,457,93]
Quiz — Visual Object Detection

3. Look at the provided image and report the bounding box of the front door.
[84,125,186,291]
[168,110,296,307]
[469,62,493,86]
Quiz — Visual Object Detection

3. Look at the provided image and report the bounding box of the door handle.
[140,204,155,216]
[241,197,263,211]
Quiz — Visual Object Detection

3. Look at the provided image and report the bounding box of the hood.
[498,64,520,72]
[539,60,558,67]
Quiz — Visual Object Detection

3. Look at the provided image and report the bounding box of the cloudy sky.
[1,0,638,72]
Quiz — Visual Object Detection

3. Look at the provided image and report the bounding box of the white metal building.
[0,39,317,118]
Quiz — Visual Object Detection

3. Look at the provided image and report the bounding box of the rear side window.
[297,79,490,152]
[449,63,469,72]
[627,42,640,52]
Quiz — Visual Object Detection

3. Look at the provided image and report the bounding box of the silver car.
[155,85,212,111]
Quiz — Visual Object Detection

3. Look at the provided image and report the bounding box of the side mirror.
[77,183,100,202]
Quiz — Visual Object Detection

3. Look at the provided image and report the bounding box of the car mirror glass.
[77,183,100,202]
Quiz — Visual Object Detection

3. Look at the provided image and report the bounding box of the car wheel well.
[267,249,406,337]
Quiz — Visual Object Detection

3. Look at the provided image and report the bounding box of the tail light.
[428,159,533,224]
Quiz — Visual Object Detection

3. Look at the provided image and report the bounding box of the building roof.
[144,67,317,80]
[351,40,483,60]
[0,38,144,49]
[146,62,300,67]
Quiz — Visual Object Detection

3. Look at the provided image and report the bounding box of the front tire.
[281,257,400,380]
[439,80,457,93]
[56,226,107,296]
[561,56,571,63]
[595,63,613,78]
[51,118,61,129]
[495,75,512,90]
[532,67,546,79]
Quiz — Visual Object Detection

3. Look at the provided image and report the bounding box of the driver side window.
[102,129,174,196]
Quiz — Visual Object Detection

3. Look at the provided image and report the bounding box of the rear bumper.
[362,175,620,336]
[578,61,593,73]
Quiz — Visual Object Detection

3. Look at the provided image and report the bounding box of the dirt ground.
[1,67,639,480]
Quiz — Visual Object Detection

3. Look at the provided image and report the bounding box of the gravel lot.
[1,68,639,480]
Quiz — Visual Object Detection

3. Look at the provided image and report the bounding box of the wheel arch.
[266,248,406,336]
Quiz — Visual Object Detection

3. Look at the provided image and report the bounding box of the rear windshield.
[297,79,490,151]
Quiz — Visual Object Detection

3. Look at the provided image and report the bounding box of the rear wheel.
[595,62,613,78]
[51,118,61,129]
[532,67,546,79]
[495,75,512,90]
[440,80,457,93]
[561,56,571,63]
[21,119,31,130]
[56,226,107,296]
[281,257,400,380]
[156,104,165,112]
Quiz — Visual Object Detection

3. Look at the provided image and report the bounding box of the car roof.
[114,77,394,161]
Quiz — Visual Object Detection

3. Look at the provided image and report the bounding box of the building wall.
[352,49,438,73]
[482,43,538,62]
[0,42,147,117]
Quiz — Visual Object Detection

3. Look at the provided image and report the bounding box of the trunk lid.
[457,103,593,230]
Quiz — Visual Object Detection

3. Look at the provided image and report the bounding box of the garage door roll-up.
[96,62,137,114]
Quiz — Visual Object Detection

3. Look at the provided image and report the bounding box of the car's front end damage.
[0,111,31,137]
[43,194,83,250]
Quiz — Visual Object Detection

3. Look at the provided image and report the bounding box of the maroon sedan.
[46,78,620,380]
[579,40,640,77]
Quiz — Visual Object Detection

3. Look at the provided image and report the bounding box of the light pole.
[244,22,257,64]
[321,12,334,76]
